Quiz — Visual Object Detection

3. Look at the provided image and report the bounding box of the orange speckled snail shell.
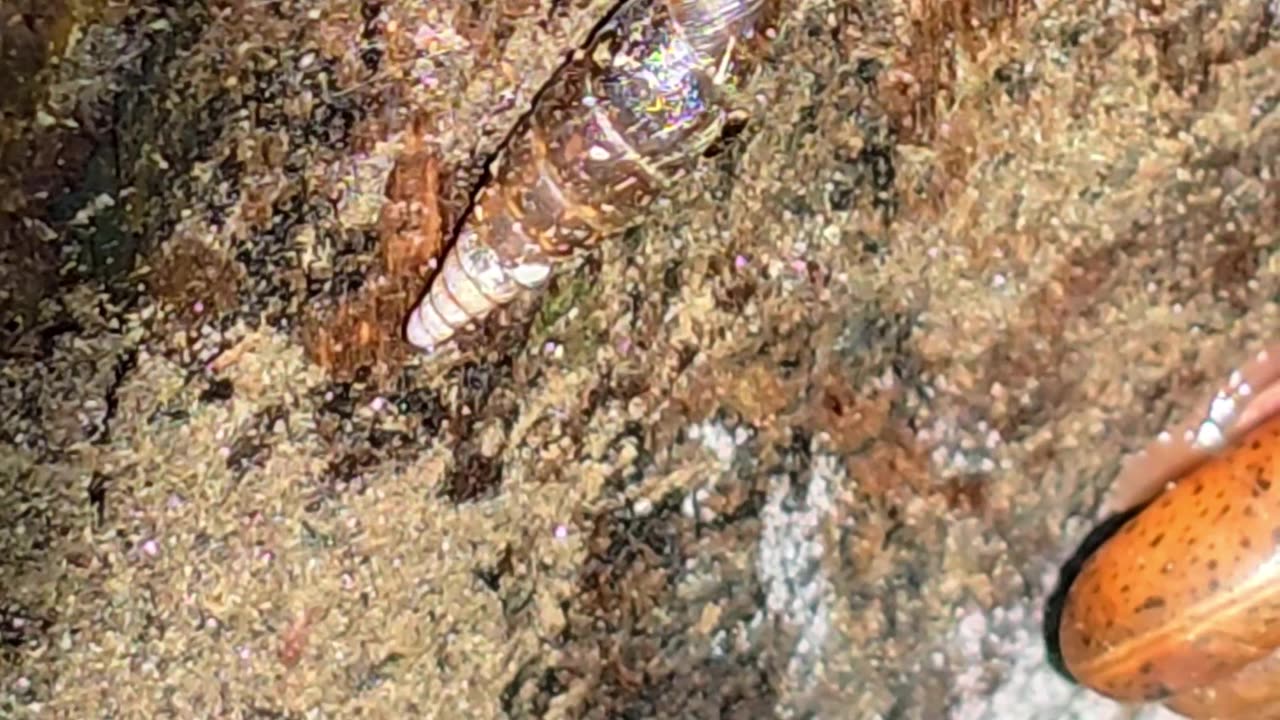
[1058,343,1280,719]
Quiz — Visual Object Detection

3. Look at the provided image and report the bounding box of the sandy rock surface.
[1,0,1276,718]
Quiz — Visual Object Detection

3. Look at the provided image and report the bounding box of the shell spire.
[405,0,784,352]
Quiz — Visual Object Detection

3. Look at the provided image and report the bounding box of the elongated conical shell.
[405,0,783,352]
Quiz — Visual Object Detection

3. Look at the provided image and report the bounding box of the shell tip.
[404,305,438,354]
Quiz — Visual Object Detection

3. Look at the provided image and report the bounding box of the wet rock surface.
[0,0,1276,718]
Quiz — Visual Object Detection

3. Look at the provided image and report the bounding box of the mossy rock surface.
[0,1,1276,718]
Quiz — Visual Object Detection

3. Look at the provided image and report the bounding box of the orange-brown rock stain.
[301,143,443,382]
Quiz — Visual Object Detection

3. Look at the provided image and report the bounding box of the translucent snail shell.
[404,0,784,352]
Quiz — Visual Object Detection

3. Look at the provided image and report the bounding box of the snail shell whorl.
[406,0,782,351]
[407,226,552,348]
